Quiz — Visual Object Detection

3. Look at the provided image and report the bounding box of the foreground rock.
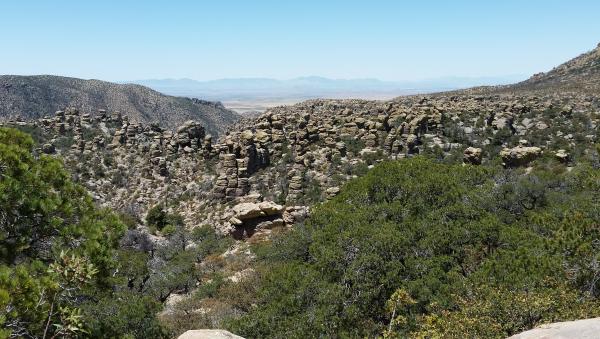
[178,329,245,339]
[507,318,600,339]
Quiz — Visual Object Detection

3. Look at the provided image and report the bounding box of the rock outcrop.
[555,149,571,164]
[0,75,239,135]
[508,318,600,339]
[500,146,543,168]
[2,89,598,239]
[228,201,294,239]
[463,147,483,165]
[178,329,245,339]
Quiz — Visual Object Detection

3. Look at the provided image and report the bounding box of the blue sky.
[1,0,599,81]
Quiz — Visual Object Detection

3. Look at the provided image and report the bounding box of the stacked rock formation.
[2,90,598,239]
[500,145,543,168]
[212,129,270,200]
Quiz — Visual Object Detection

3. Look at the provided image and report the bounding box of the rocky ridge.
[0,75,240,135]
[460,43,600,96]
[515,43,600,94]
[3,90,598,241]
[2,44,600,338]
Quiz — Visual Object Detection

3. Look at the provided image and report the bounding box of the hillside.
[514,43,600,93]
[0,75,240,135]
[2,43,600,338]
[459,43,600,95]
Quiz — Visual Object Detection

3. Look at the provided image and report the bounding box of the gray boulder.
[508,317,600,339]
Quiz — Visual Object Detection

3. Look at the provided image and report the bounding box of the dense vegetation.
[224,155,600,338]
[0,128,233,338]
[0,128,127,337]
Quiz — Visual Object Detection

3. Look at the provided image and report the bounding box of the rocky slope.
[0,75,240,135]
[3,90,597,238]
[2,44,598,241]
[462,43,600,95]
[515,43,600,93]
[2,43,600,336]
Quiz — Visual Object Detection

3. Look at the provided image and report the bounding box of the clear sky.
[1,0,599,82]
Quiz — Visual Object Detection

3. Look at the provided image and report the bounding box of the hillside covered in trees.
[0,75,240,135]
[225,156,600,337]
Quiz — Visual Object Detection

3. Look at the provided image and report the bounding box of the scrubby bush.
[0,128,126,337]
[146,204,169,231]
[226,157,600,338]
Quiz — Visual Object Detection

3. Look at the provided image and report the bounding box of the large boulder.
[232,202,265,220]
[555,149,570,164]
[463,147,482,165]
[507,318,600,339]
[257,201,284,216]
[178,329,245,339]
[232,201,284,221]
[500,146,542,168]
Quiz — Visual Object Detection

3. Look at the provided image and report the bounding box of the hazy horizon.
[125,74,528,113]
[0,73,528,85]
[125,74,527,83]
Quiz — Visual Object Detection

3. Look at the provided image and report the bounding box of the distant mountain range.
[0,75,239,135]
[128,75,527,102]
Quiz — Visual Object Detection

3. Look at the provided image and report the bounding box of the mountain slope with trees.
[458,43,600,95]
[1,43,600,338]
[226,157,600,338]
[0,75,240,135]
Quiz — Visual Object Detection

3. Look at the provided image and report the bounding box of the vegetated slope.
[0,75,240,135]
[513,43,600,93]
[227,158,600,338]
[2,43,600,338]
[455,43,600,96]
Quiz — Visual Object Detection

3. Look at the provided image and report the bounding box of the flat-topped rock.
[500,146,542,168]
[232,201,284,221]
[508,318,600,339]
[177,329,245,339]
[232,202,266,220]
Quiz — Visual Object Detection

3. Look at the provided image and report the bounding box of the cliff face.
[0,75,240,135]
